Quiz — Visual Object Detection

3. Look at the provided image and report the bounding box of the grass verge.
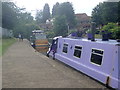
[0,38,16,56]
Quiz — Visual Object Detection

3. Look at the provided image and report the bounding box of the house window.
[74,46,82,58]
[90,49,104,65]
[62,44,68,53]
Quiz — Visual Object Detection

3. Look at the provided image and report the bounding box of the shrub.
[101,23,120,39]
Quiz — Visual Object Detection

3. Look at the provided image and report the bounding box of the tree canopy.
[92,2,119,26]
[35,10,43,24]
[53,15,68,37]
[35,3,50,24]
[42,3,50,23]
[52,2,76,37]
[0,1,2,27]
[52,2,59,17]
[2,2,40,39]
[52,2,76,28]
[2,2,18,29]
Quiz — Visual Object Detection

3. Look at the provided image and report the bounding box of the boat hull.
[48,37,120,89]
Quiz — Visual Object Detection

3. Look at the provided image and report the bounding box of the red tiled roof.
[75,13,91,21]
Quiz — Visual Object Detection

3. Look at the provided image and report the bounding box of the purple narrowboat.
[47,36,120,89]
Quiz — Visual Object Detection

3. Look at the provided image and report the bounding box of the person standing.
[21,34,23,41]
[18,34,21,41]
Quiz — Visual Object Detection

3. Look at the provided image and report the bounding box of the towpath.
[2,39,107,88]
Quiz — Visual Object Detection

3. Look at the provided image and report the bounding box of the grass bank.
[0,38,16,56]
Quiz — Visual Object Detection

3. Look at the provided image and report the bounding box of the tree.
[53,15,68,37]
[13,12,39,39]
[58,2,76,28]
[118,2,120,25]
[0,1,2,27]
[92,2,119,26]
[2,2,39,39]
[2,2,18,29]
[102,2,118,24]
[52,2,59,17]
[92,3,104,26]
[42,3,50,23]
[35,10,43,24]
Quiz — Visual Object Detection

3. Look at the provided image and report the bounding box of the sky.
[12,0,107,17]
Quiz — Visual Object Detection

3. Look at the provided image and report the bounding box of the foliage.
[35,3,50,24]
[101,23,120,39]
[13,12,39,39]
[92,2,119,26]
[53,15,68,37]
[42,3,50,23]
[45,30,55,39]
[52,2,76,29]
[2,2,39,39]
[118,2,120,23]
[52,2,59,17]
[92,3,103,26]
[58,2,76,28]
[51,2,76,37]
[35,10,43,24]
[2,2,19,29]
[35,2,76,38]
[110,26,120,39]
[101,23,116,31]
[0,1,2,27]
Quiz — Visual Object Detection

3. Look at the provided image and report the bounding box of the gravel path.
[2,39,108,88]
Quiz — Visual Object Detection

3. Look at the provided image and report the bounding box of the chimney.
[91,22,96,41]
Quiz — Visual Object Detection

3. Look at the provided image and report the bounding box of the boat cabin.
[47,37,120,89]
[30,30,49,52]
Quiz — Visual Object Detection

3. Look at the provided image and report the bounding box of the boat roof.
[63,38,120,45]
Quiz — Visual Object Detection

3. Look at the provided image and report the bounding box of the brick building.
[75,13,91,30]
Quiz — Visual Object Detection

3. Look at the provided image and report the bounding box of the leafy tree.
[35,10,43,24]
[2,2,18,29]
[42,3,50,23]
[92,2,119,26]
[2,2,40,39]
[102,2,118,24]
[58,2,76,28]
[0,1,2,27]
[92,3,104,26]
[53,15,68,37]
[52,2,59,17]
[118,2,120,25]
[13,12,39,39]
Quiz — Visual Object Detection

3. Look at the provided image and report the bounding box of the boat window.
[74,46,82,58]
[62,44,68,53]
[90,49,104,65]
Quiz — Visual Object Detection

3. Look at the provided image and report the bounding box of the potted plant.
[100,30,109,41]
[86,29,93,40]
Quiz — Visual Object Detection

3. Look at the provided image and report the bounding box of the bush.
[46,31,55,39]
[110,26,120,39]
[101,23,120,39]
